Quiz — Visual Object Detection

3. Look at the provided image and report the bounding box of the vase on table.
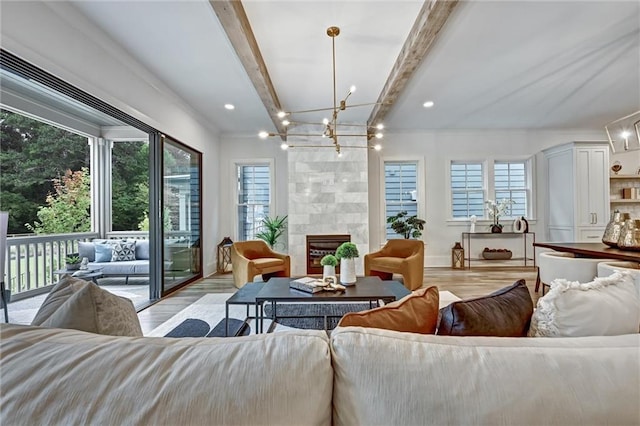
[339,258,356,286]
[602,210,629,247]
[490,224,503,233]
[323,265,336,281]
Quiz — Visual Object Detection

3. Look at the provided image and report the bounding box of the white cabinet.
[544,141,610,242]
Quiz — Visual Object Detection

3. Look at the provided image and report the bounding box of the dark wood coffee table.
[256,276,408,333]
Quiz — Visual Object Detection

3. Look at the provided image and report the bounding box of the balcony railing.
[4,231,190,301]
[6,232,99,300]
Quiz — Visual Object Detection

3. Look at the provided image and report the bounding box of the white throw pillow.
[529,271,640,337]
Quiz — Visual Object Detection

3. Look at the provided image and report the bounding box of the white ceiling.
[70,0,639,136]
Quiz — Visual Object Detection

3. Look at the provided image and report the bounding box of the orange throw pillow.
[337,286,439,334]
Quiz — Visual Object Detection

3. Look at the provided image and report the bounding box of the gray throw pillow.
[131,239,149,260]
[78,241,95,262]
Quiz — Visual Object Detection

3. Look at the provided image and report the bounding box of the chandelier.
[605,110,640,153]
[258,26,384,155]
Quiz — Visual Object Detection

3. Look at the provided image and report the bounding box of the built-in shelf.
[610,175,640,179]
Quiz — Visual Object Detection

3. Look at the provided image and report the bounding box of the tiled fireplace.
[287,134,370,276]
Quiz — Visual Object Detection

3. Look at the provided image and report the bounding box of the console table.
[461,232,536,269]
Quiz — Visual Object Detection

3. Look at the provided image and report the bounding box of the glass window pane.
[237,163,270,241]
[450,162,485,218]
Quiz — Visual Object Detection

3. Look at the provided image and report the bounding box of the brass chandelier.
[258,26,384,155]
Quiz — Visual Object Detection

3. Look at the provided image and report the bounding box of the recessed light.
[224,104,235,110]
[423,101,434,108]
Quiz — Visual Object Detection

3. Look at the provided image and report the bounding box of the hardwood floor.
[137,266,540,334]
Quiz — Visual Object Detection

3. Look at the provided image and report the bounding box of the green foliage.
[137,207,172,232]
[320,254,338,266]
[111,142,149,231]
[256,215,288,248]
[387,211,426,239]
[336,242,359,259]
[25,169,91,234]
[65,254,81,264]
[1,109,89,234]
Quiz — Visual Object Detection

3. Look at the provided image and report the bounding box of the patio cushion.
[131,239,150,260]
[78,242,95,262]
[94,243,113,262]
[92,260,148,275]
[111,241,136,262]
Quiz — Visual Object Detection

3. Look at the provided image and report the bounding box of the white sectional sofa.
[1,323,638,425]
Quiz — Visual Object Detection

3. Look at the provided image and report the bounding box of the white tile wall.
[287,135,370,275]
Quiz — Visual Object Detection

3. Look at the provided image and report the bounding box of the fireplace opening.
[306,234,351,275]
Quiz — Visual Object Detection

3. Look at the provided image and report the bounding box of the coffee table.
[256,276,408,333]
[54,268,103,284]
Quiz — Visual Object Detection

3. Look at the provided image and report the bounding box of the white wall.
[217,137,289,249]
[369,129,611,265]
[220,128,616,267]
[1,1,222,275]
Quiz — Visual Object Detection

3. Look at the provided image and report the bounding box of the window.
[236,163,270,241]
[450,159,532,219]
[451,162,485,218]
[384,161,418,239]
[494,161,527,217]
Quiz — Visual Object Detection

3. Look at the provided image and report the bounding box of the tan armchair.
[231,240,291,288]
[364,239,424,291]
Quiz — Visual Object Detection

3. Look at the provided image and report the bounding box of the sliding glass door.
[160,135,202,294]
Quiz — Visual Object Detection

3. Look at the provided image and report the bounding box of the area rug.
[146,291,461,337]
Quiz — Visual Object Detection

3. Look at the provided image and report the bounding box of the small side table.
[54,268,103,284]
[224,282,265,336]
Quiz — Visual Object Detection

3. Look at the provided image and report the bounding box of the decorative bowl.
[482,249,513,260]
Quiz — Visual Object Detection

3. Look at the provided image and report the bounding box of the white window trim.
[379,156,425,242]
[447,155,536,224]
[232,158,275,241]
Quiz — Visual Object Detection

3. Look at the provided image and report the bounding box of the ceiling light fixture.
[423,101,434,108]
[224,104,235,110]
[605,110,640,153]
[258,26,385,154]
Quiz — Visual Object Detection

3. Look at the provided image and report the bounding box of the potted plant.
[387,211,426,239]
[485,199,515,233]
[256,215,288,249]
[65,254,81,271]
[320,254,338,281]
[335,242,359,285]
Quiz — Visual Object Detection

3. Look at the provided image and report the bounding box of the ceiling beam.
[368,0,460,127]
[209,0,285,138]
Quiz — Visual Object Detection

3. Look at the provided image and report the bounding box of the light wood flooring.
[137,266,540,334]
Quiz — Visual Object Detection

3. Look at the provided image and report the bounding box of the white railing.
[5,231,194,300]
[6,232,99,300]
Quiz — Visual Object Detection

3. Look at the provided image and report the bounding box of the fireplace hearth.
[306,234,351,275]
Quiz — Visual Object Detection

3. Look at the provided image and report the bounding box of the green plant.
[256,215,288,248]
[335,242,359,259]
[65,254,81,264]
[320,254,338,266]
[387,211,426,239]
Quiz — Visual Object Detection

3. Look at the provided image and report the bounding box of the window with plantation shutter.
[384,161,418,239]
[451,162,485,218]
[236,164,270,241]
[494,161,528,217]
